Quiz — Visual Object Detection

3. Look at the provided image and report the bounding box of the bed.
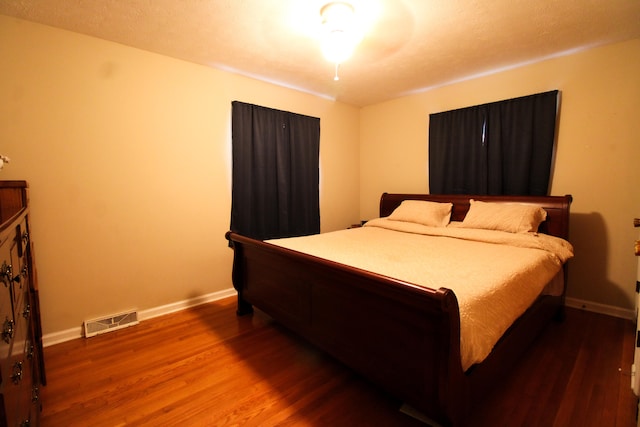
[225,193,573,426]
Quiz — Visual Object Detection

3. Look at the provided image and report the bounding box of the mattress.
[268,218,574,370]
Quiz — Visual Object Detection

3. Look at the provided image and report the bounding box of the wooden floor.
[39,297,637,427]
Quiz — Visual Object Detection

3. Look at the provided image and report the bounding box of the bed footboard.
[226,231,468,426]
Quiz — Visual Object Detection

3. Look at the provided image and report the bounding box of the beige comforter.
[268,218,574,370]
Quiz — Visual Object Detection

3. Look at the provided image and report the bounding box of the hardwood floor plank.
[40,297,637,426]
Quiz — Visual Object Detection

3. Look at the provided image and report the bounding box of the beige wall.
[0,16,360,335]
[360,38,640,312]
[2,14,639,337]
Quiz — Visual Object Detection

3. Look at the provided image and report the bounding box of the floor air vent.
[84,310,139,338]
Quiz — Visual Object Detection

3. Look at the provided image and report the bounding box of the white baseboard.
[42,327,84,348]
[138,288,237,321]
[42,291,634,348]
[42,288,237,347]
[400,403,443,427]
[565,296,635,320]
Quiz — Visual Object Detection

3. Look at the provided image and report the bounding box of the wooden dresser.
[0,181,45,426]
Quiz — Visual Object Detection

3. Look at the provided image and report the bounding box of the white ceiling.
[2,0,639,107]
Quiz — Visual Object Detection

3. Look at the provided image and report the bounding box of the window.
[428,90,558,195]
[230,101,320,240]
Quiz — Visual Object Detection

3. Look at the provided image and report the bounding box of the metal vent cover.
[84,311,139,338]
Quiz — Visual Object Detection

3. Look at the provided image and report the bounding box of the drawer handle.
[26,342,34,360]
[23,302,31,319]
[11,361,23,384]
[0,261,12,287]
[2,318,14,343]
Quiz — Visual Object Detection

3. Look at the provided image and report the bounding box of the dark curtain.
[429,90,558,195]
[485,91,558,195]
[231,101,320,240]
[428,105,487,194]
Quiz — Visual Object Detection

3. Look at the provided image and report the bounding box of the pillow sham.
[459,199,547,233]
[387,200,453,227]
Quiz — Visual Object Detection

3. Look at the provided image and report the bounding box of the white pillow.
[388,200,453,227]
[459,199,547,233]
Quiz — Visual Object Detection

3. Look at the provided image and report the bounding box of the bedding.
[458,199,548,233]
[269,218,573,370]
[387,200,453,227]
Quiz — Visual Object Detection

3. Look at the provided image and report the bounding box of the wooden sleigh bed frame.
[225,193,572,426]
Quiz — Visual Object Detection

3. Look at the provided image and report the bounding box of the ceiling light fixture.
[319,1,362,81]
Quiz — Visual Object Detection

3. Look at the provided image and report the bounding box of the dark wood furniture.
[226,193,572,426]
[0,181,45,426]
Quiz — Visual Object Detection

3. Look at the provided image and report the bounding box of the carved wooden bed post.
[226,231,253,316]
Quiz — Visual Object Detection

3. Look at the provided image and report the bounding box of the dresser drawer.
[0,181,44,427]
[0,286,12,360]
[1,334,34,426]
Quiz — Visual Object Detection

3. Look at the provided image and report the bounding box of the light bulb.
[319,2,361,64]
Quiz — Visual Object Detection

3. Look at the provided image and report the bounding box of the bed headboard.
[379,193,572,240]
